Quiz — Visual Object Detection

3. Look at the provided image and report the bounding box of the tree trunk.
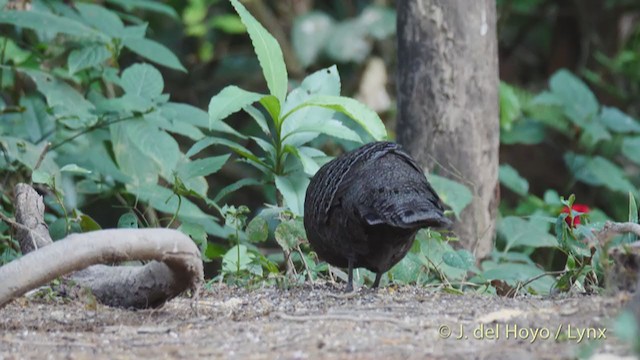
[396,0,500,259]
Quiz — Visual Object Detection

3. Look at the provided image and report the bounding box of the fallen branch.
[0,228,203,309]
[592,221,640,245]
[0,183,203,309]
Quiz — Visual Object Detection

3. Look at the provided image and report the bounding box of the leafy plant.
[205,0,387,217]
[0,1,237,264]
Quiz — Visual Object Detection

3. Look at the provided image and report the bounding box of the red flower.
[561,204,590,227]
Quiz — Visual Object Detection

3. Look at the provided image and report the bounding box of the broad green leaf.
[68,44,111,75]
[122,37,186,72]
[600,107,640,133]
[284,95,386,141]
[565,153,636,194]
[498,216,558,250]
[222,244,254,273]
[75,3,124,37]
[111,123,160,186]
[32,169,53,186]
[291,11,334,67]
[246,216,269,243]
[178,222,207,255]
[275,174,310,216]
[230,0,288,103]
[105,0,178,18]
[500,118,546,145]
[499,164,529,196]
[177,155,230,180]
[325,20,371,63]
[549,69,598,125]
[622,137,640,165]
[0,136,60,182]
[259,95,281,124]
[0,10,108,41]
[283,119,362,144]
[121,63,164,100]
[208,85,263,128]
[281,66,344,145]
[117,212,138,228]
[428,174,473,219]
[274,219,306,252]
[358,5,396,39]
[120,120,180,181]
[22,69,95,118]
[442,249,475,270]
[0,36,31,64]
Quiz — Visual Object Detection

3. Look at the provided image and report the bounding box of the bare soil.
[0,283,636,360]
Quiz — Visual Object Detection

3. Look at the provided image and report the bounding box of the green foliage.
[207,0,387,217]
[0,1,238,264]
[292,6,396,67]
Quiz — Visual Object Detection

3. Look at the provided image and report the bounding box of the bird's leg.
[372,272,382,288]
[346,258,354,292]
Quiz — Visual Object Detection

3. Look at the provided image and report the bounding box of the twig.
[592,221,640,245]
[0,210,33,233]
[272,311,414,331]
[33,142,51,171]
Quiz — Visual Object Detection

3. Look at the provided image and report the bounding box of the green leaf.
[178,222,208,255]
[626,192,638,244]
[499,164,529,196]
[79,214,102,232]
[117,212,138,228]
[275,174,310,216]
[68,44,111,75]
[213,178,262,203]
[244,105,270,135]
[222,244,254,273]
[32,169,53,186]
[428,174,473,219]
[285,95,387,141]
[622,137,640,165]
[549,69,598,125]
[161,102,245,138]
[121,63,164,100]
[60,164,92,174]
[284,145,320,176]
[498,216,558,250]
[105,0,178,18]
[177,155,230,180]
[274,219,306,252]
[246,216,269,243]
[22,69,95,119]
[442,249,475,270]
[230,0,288,103]
[208,85,263,128]
[75,3,124,37]
[211,14,246,33]
[499,82,521,130]
[0,10,109,41]
[122,37,186,72]
[564,153,636,195]
[500,119,546,145]
[291,11,334,67]
[600,107,640,133]
[259,95,281,123]
[186,136,267,171]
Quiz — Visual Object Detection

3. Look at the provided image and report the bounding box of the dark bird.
[304,141,452,291]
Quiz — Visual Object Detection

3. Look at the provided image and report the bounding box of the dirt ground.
[0,283,637,360]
